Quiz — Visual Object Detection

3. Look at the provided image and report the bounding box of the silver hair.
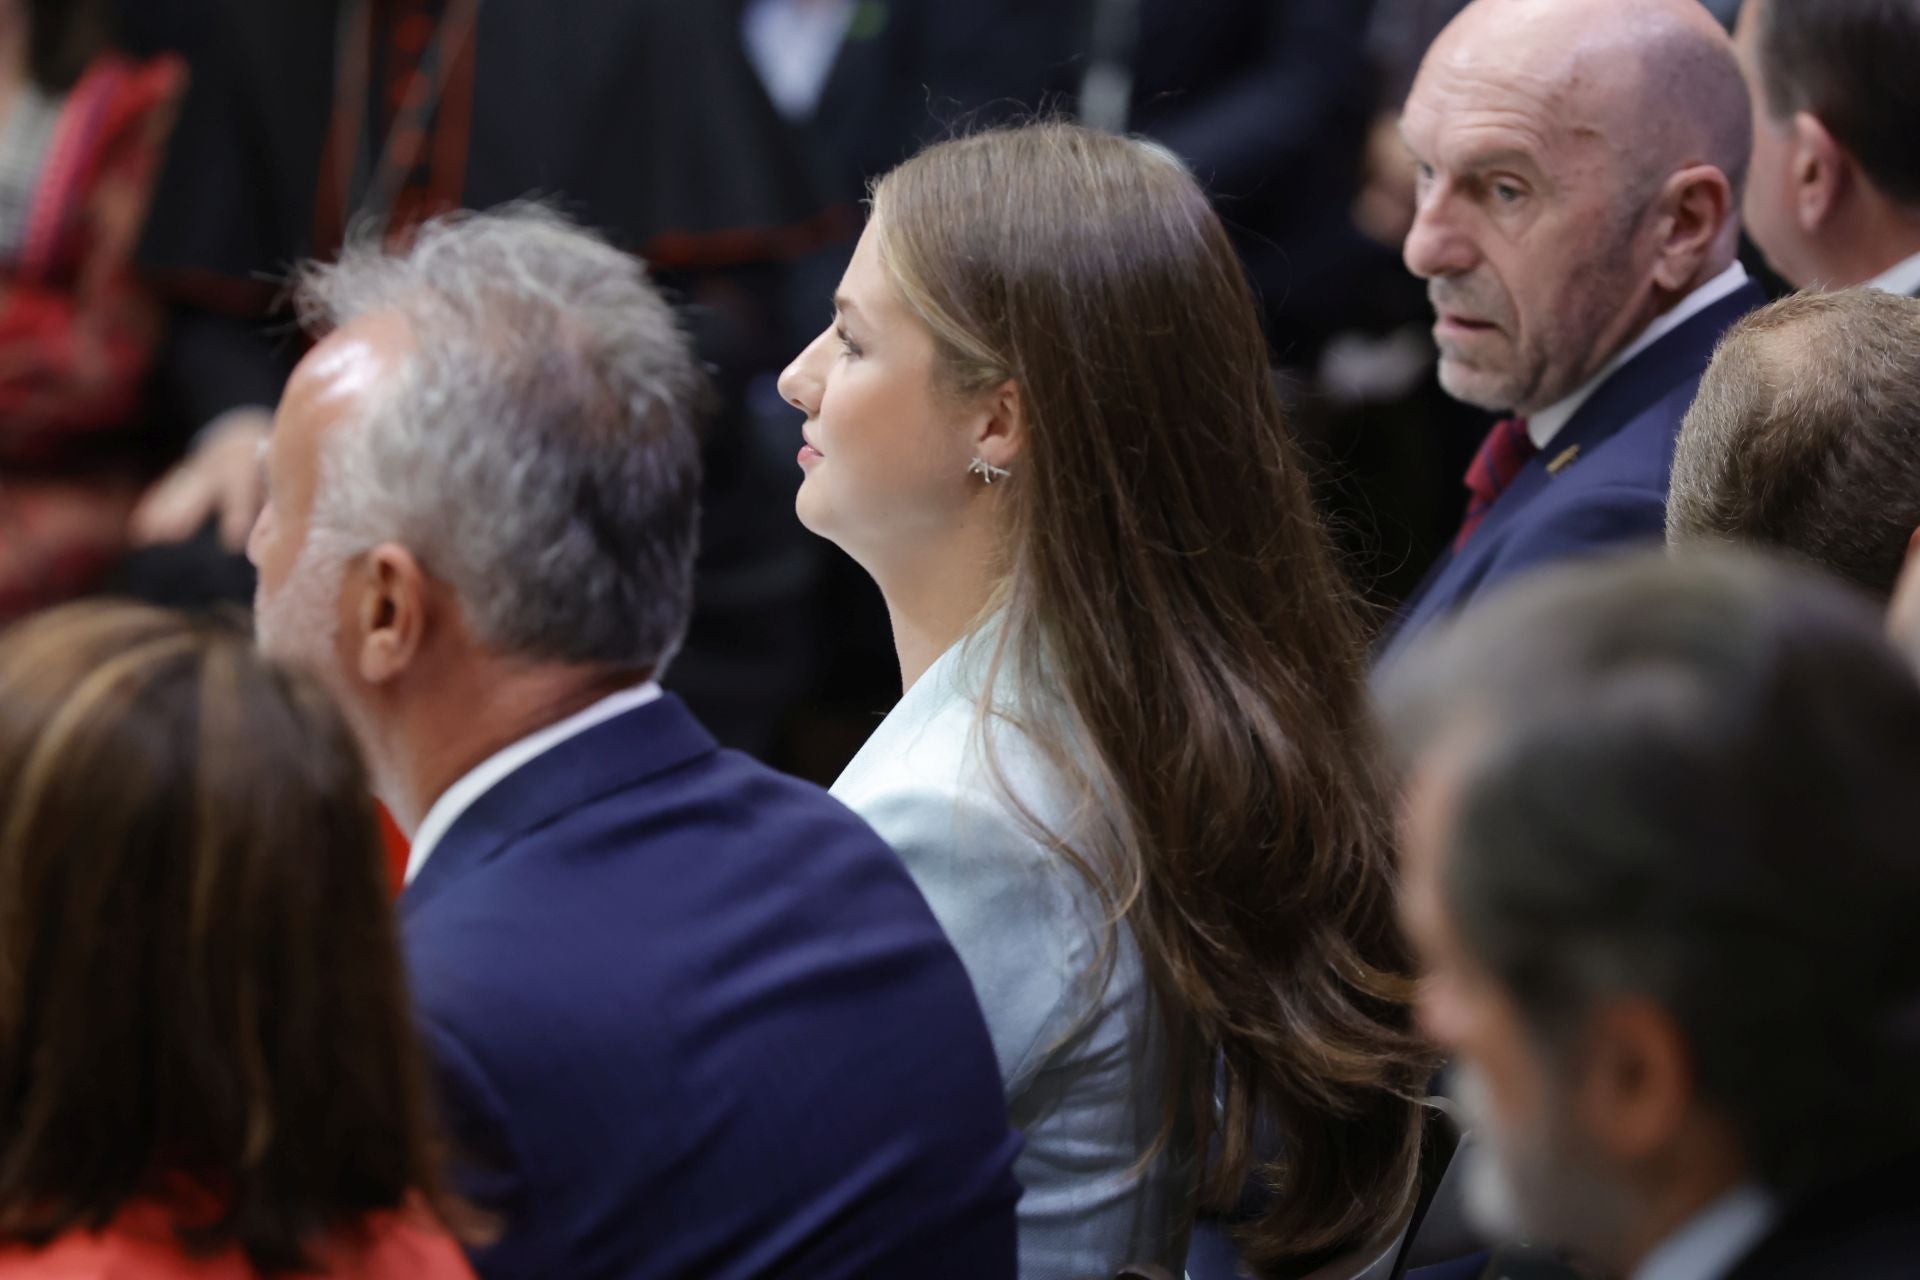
[293,204,705,672]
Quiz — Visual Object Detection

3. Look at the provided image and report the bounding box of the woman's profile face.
[778,220,982,565]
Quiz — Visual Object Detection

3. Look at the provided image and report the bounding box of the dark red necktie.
[1454,417,1537,552]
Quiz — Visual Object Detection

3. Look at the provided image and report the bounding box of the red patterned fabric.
[1454,416,1537,552]
[313,0,476,256]
[0,53,185,621]
[0,1196,475,1279]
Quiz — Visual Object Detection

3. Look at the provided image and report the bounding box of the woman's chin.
[793,476,832,537]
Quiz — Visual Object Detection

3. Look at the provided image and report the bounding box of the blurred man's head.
[1381,551,1920,1275]
[248,206,704,822]
[1401,0,1749,415]
[1735,0,1920,290]
[1670,290,1920,601]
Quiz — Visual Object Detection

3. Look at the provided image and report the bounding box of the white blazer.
[832,627,1192,1280]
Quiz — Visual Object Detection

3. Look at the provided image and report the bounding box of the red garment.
[1453,416,1537,552]
[0,1200,475,1280]
[0,53,185,618]
[379,804,411,895]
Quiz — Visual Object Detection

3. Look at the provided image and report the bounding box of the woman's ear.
[970,379,1026,474]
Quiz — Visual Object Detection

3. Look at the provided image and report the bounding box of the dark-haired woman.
[0,0,184,618]
[0,602,474,1278]
[779,123,1436,1279]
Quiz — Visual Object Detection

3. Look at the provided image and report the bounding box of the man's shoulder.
[1549,279,1766,483]
[1727,1157,1920,1280]
[1534,416,1682,511]
[394,688,964,1055]
[1517,360,1704,524]
[398,735,968,1095]
[406,741,908,938]
[430,700,892,874]
[1443,439,1669,606]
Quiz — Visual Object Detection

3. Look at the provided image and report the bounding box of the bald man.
[1378,0,1763,665]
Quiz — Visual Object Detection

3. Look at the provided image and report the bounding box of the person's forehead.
[284,314,414,429]
[1405,56,1597,166]
[1410,9,1654,164]
[841,223,899,308]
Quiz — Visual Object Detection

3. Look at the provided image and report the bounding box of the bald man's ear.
[352,544,429,686]
[1649,163,1737,294]
[1789,111,1848,235]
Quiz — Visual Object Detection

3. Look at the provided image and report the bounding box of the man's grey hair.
[294,204,706,673]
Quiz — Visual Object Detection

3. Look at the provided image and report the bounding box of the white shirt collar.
[742,0,856,120]
[1526,262,1751,450]
[1866,249,1920,298]
[1633,1184,1777,1280]
[403,681,664,885]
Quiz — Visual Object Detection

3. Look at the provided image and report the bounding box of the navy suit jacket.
[401,694,1022,1280]
[1724,1154,1920,1280]
[1379,284,1766,667]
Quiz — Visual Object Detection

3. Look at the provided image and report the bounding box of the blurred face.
[777,221,987,567]
[1400,752,1639,1256]
[1401,52,1655,415]
[249,317,409,683]
[1734,0,1810,287]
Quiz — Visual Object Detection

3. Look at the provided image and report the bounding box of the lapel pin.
[1547,444,1582,476]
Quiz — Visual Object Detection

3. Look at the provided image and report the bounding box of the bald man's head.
[1403,0,1751,415]
[1434,0,1749,200]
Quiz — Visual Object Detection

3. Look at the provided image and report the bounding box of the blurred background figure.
[0,0,182,621]
[1733,0,1920,296]
[1075,0,1385,371]
[0,602,474,1279]
[122,0,842,757]
[1383,550,1920,1280]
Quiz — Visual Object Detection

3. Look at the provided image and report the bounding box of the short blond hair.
[1669,289,1920,601]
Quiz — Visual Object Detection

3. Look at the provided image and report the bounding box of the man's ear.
[1886,527,1920,657]
[1573,997,1697,1165]
[967,379,1027,476]
[351,543,429,686]
[1790,110,1850,237]
[1650,164,1736,294]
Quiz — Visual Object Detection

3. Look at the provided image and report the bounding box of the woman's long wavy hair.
[870,123,1436,1271]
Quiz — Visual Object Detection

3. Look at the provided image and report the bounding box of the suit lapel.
[401,693,719,916]
[1473,283,1765,546]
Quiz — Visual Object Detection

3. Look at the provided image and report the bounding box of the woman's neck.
[864,511,1001,693]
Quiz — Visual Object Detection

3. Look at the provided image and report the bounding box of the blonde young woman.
[779,123,1436,1279]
